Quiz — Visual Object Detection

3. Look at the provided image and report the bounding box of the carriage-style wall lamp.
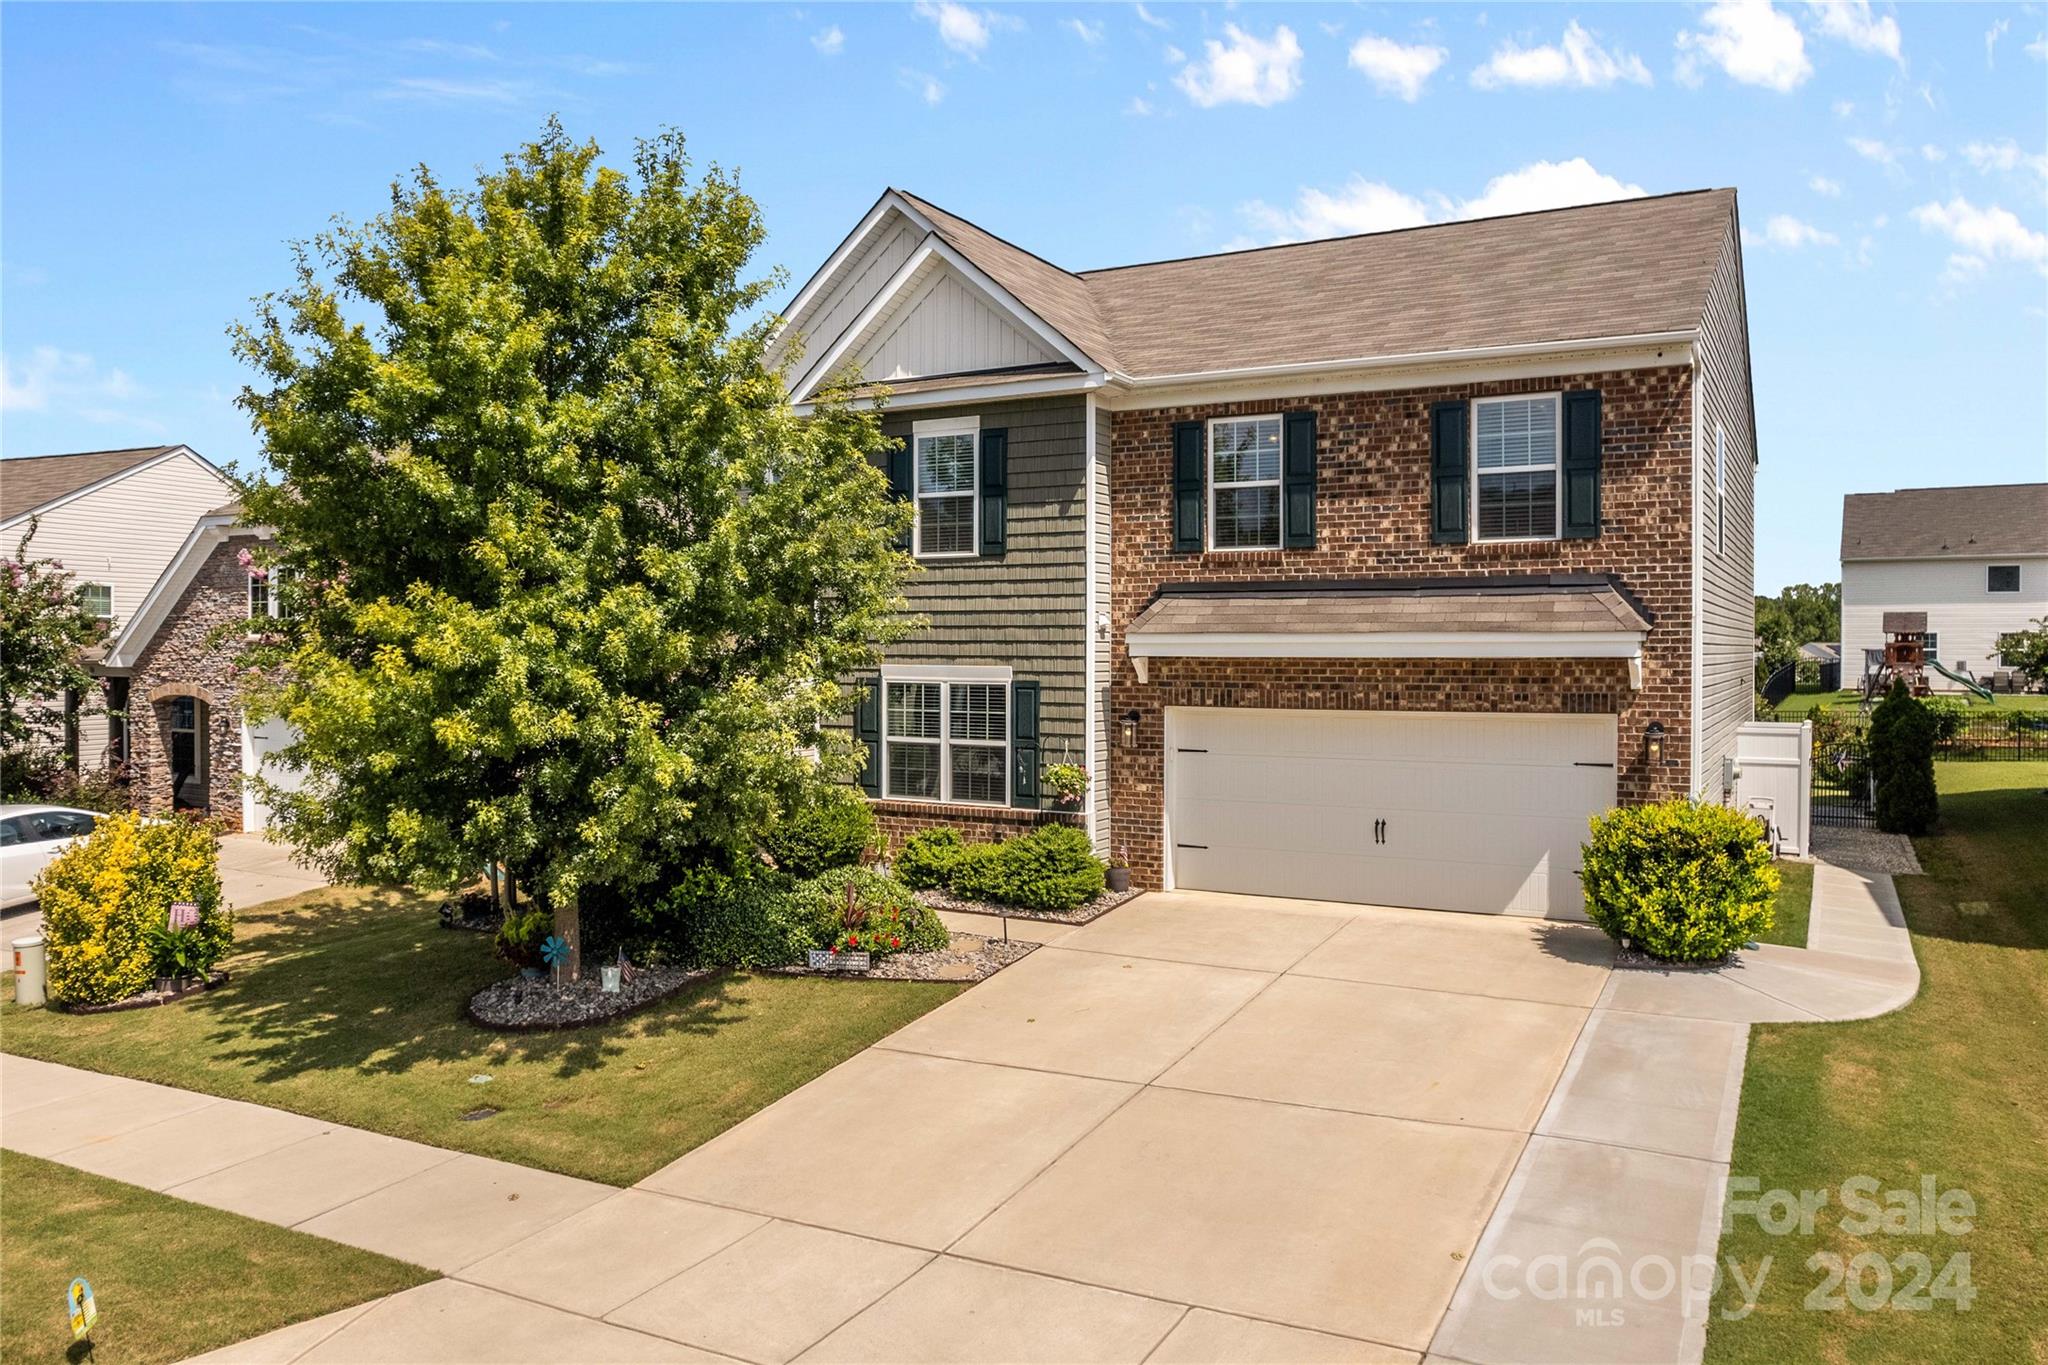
[1119,710,1140,750]
[1645,720,1667,767]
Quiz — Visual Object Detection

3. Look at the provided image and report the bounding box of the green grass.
[1706,762,2048,1363]
[1756,858,1813,948]
[1771,688,2048,719]
[0,1150,430,1365]
[1,886,965,1186]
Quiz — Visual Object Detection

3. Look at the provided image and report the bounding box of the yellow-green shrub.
[38,812,229,1005]
[1578,799,1778,963]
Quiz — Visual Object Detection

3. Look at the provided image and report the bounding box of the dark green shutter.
[1429,400,1469,544]
[853,677,882,796]
[979,428,1008,557]
[1172,421,1204,553]
[1561,390,1602,539]
[1283,410,1317,549]
[1010,679,1040,808]
[886,440,913,551]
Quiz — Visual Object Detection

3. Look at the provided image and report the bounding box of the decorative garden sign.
[68,1277,97,1341]
[168,902,199,930]
[807,949,871,973]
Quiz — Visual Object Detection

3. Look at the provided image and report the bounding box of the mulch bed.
[914,885,1143,926]
[50,971,231,1015]
[763,931,1037,983]
[467,966,713,1032]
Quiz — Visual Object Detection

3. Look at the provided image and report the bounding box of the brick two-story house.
[779,187,1756,918]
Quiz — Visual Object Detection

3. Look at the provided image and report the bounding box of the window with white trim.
[1988,565,2020,592]
[1714,423,1727,557]
[913,419,978,558]
[883,676,1008,804]
[249,574,274,620]
[1472,395,1560,541]
[1208,415,1282,550]
[79,583,113,619]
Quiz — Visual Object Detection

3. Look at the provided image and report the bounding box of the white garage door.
[1165,708,1617,919]
[241,715,306,833]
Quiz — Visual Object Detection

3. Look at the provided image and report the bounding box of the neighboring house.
[0,445,235,769]
[97,504,300,832]
[779,187,1756,918]
[1841,483,2048,690]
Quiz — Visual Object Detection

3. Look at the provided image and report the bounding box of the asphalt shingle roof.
[1840,484,2048,561]
[1,446,182,523]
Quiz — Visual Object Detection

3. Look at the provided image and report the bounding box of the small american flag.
[168,902,200,930]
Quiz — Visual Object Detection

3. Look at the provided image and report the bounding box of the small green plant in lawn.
[761,783,879,880]
[1579,799,1779,963]
[38,811,228,1006]
[1869,679,1939,834]
[143,923,221,983]
[893,826,965,890]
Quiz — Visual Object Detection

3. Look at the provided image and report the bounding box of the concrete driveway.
[215,832,329,910]
[513,891,1659,1363]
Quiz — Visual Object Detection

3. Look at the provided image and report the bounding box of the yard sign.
[68,1277,97,1340]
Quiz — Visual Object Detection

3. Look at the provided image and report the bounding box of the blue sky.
[3,2,2044,592]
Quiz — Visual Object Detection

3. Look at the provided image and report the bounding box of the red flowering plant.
[793,866,947,960]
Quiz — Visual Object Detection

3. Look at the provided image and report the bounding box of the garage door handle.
[1573,761,1615,768]
[1176,747,1209,754]
[1175,842,1209,850]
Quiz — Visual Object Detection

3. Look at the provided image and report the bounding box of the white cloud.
[1960,139,2048,180]
[1162,43,1184,65]
[1912,197,2048,272]
[1235,158,1650,246]
[1922,144,1946,162]
[898,67,946,104]
[811,25,844,56]
[0,347,154,430]
[1809,174,1843,196]
[1065,18,1103,45]
[913,2,1015,59]
[1804,1,1903,65]
[1472,21,1652,90]
[1134,3,1170,31]
[1347,34,1447,101]
[1832,98,1855,118]
[1676,1,1811,91]
[1940,252,1988,286]
[1455,158,1648,219]
[1847,136,1901,168]
[1984,18,2010,67]
[1175,23,1303,107]
[1744,214,1840,249]
[2028,35,2047,62]
[1125,95,1153,116]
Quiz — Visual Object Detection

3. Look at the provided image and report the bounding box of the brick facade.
[126,534,268,831]
[870,797,1083,851]
[1108,365,1696,890]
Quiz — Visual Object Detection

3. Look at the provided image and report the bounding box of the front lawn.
[0,1150,431,1365]
[0,886,964,1186]
[1706,762,2048,1362]
[1756,858,1812,948]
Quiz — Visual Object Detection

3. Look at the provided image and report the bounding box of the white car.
[0,804,103,910]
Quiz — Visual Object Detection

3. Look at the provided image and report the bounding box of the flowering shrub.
[789,866,946,958]
[1578,800,1778,963]
[1042,762,1089,808]
[39,812,229,1005]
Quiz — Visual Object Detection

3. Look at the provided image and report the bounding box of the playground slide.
[1927,659,1995,701]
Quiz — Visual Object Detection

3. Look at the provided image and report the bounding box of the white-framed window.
[249,574,274,620]
[1472,394,1561,541]
[1923,632,1940,664]
[912,416,979,559]
[1714,423,1727,557]
[1988,565,2020,593]
[881,665,1009,805]
[1208,414,1283,550]
[79,582,113,619]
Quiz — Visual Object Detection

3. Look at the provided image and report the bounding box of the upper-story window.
[1473,395,1560,541]
[249,574,273,620]
[1988,565,2020,593]
[1209,415,1282,550]
[79,583,113,620]
[912,417,978,558]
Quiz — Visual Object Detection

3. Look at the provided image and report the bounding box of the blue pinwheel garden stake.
[541,934,571,985]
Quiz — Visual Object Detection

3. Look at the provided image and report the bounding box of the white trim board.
[1126,630,1646,686]
[103,515,273,669]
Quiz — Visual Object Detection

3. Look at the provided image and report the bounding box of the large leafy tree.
[235,123,909,966]
[0,522,109,775]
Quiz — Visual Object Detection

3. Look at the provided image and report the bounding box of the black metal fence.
[1812,729,1873,825]
[1933,712,2048,761]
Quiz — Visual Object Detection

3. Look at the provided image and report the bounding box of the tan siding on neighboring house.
[1694,220,1755,801]
[3,451,233,768]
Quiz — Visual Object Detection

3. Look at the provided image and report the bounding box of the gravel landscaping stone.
[915,885,1143,926]
[765,931,1037,983]
[1812,824,1925,876]
[467,966,713,1031]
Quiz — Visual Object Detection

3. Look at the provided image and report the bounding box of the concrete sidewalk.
[3,860,1918,1365]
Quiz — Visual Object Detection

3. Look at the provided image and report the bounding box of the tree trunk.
[556,894,581,982]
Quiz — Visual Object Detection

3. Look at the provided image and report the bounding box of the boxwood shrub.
[1578,799,1778,963]
[40,812,229,1005]
[789,867,947,956]
[761,782,878,880]
[930,824,1105,913]
[1869,680,1938,835]
[892,827,965,890]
